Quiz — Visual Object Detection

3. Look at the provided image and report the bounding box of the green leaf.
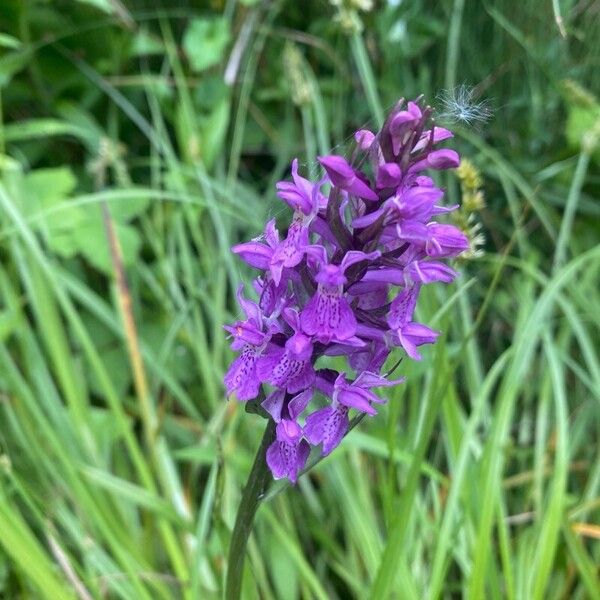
[0,50,31,87]
[76,220,141,273]
[0,310,18,343]
[81,466,189,526]
[183,17,230,72]
[73,0,113,14]
[200,97,230,169]
[22,167,77,217]
[0,34,21,50]
[566,105,600,156]
[130,30,165,57]
[21,168,145,273]
[55,103,104,153]
[3,119,91,145]
[108,193,150,222]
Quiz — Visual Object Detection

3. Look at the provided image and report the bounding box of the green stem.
[225,419,276,600]
[553,149,591,272]
[445,0,465,90]
[350,32,384,128]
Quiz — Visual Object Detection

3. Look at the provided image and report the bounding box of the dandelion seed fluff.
[437,85,492,127]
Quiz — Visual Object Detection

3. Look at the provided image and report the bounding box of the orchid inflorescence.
[224,97,469,482]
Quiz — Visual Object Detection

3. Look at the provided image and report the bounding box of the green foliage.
[0,0,598,598]
[15,166,148,273]
[183,17,231,73]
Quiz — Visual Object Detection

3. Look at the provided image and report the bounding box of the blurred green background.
[0,0,599,598]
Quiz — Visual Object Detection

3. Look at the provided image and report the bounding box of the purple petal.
[224,346,261,401]
[224,320,265,348]
[255,346,285,383]
[426,223,470,257]
[304,406,349,456]
[232,241,273,270]
[300,291,357,343]
[408,261,457,284]
[388,285,420,329]
[335,385,378,415]
[265,219,280,248]
[427,149,460,169]
[412,127,454,152]
[278,418,303,444]
[262,389,285,422]
[314,264,346,286]
[376,163,402,189]
[415,176,435,187]
[285,331,313,361]
[398,322,440,360]
[354,284,389,310]
[235,285,260,323]
[396,220,430,245]
[355,323,387,342]
[361,268,406,286]
[355,129,375,149]
[287,362,316,394]
[340,250,381,272]
[318,154,355,183]
[318,155,378,201]
[352,207,387,229]
[348,342,389,373]
[393,186,444,220]
[266,423,310,483]
[354,371,405,389]
[288,388,312,420]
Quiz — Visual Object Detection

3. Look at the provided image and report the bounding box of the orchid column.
[224,97,469,598]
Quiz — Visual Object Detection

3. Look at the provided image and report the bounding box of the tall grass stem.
[350,32,384,127]
[553,149,590,272]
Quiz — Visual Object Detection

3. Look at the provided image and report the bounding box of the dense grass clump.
[0,1,598,598]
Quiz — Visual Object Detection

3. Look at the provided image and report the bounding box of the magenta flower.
[225,97,469,481]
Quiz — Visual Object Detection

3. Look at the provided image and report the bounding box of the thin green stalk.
[553,149,591,272]
[350,32,383,127]
[552,0,567,38]
[445,0,466,90]
[0,88,4,155]
[225,419,276,600]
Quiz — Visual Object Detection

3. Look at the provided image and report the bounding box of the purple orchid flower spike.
[225,95,470,482]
